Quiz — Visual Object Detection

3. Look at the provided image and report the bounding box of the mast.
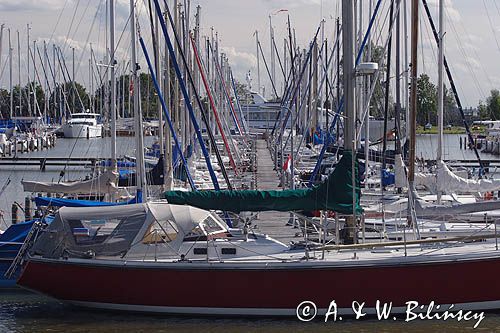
[164,10,173,190]
[9,29,13,119]
[269,15,275,93]
[394,0,403,193]
[408,0,419,224]
[32,40,38,118]
[381,0,395,188]
[342,0,355,152]
[27,24,31,117]
[130,0,146,201]
[403,0,410,141]
[43,42,48,121]
[72,47,75,111]
[17,30,21,117]
[364,0,373,187]
[155,2,164,190]
[436,0,444,203]
[110,0,117,167]
[342,0,357,241]
[255,30,260,95]
[0,25,3,77]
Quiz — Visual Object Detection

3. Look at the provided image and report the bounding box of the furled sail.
[395,155,499,194]
[163,150,362,214]
[436,160,500,193]
[415,198,500,217]
[22,169,118,194]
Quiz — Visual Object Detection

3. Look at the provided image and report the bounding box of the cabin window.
[69,218,121,245]
[193,248,208,255]
[221,248,236,255]
[201,216,225,234]
[142,219,179,244]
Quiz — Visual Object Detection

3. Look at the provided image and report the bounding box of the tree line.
[0,73,161,121]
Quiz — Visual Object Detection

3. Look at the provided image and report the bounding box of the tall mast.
[255,30,260,95]
[269,15,275,94]
[17,30,21,117]
[342,0,357,242]
[364,0,373,187]
[436,0,445,203]
[130,0,146,201]
[408,0,419,224]
[32,40,38,117]
[43,42,48,121]
[72,47,75,111]
[395,0,403,193]
[110,0,117,167]
[164,10,173,190]
[342,0,355,151]
[403,0,410,141]
[0,24,4,82]
[9,29,13,119]
[27,24,31,117]
[154,0,164,190]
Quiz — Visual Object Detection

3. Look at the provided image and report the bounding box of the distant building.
[463,107,480,124]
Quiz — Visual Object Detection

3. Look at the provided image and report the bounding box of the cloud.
[426,0,461,22]
[262,0,321,9]
[0,0,67,11]
[221,46,257,83]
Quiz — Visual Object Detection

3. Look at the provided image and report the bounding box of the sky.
[0,0,499,108]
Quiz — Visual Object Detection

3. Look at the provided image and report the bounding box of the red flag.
[129,79,134,95]
[283,154,292,174]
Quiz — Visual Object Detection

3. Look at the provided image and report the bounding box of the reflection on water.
[1,291,500,332]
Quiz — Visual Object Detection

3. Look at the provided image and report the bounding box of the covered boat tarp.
[0,216,54,258]
[22,169,118,194]
[31,202,212,259]
[34,194,141,208]
[162,150,362,214]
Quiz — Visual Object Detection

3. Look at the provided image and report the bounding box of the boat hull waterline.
[18,255,500,316]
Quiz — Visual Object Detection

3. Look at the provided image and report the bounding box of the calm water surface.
[1,134,500,332]
[2,291,500,332]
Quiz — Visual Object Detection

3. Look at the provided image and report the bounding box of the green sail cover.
[163,150,361,214]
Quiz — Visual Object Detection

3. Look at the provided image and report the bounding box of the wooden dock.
[0,157,98,170]
[251,138,301,245]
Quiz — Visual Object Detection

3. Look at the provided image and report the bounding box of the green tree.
[478,101,489,120]
[486,89,500,120]
[443,87,460,125]
[0,88,9,118]
[369,44,393,118]
[416,74,437,125]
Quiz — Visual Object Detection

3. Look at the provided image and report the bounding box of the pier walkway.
[252,139,299,244]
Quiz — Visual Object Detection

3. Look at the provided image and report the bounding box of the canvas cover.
[162,150,362,214]
[22,169,118,194]
[34,195,141,208]
[30,202,212,259]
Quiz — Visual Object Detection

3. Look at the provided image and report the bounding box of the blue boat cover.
[34,195,141,208]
